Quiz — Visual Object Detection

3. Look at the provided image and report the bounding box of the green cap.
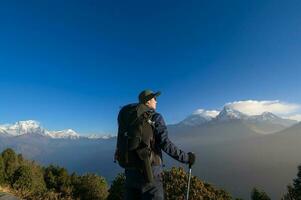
[138,90,161,103]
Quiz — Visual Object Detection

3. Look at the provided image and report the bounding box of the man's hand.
[188,152,196,167]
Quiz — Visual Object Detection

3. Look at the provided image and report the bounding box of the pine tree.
[283,164,301,200]
[43,165,72,196]
[0,156,5,184]
[251,188,271,200]
[1,148,19,183]
[107,173,125,200]
[293,165,301,197]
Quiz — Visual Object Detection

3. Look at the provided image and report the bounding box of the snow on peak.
[180,109,219,126]
[46,129,80,139]
[0,120,114,140]
[248,112,280,122]
[87,134,114,139]
[261,112,278,119]
[0,120,45,136]
[216,106,248,121]
[0,121,82,139]
[192,109,220,118]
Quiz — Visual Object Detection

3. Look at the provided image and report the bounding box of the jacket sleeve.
[153,113,189,164]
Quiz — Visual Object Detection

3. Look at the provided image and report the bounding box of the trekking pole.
[186,164,192,200]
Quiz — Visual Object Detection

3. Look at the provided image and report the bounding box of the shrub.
[108,167,232,200]
[44,165,72,197]
[107,173,125,200]
[12,164,46,198]
[164,167,232,200]
[73,173,108,200]
[251,188,271,200]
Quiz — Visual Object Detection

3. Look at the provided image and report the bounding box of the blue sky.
[0,0,301,135]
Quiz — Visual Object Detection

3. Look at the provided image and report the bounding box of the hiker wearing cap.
[115,90,195,200]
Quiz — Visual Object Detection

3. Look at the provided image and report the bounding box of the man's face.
[146,97,157,110]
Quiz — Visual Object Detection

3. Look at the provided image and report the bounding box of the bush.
[73,173,108,200]
[0,156,5,184]
[251,188,271,200]
[44,165,72,197]
[107,173,125,200]
[164,167,232,200]
[108,167,232,200]
[2,148,19,183]
[282,165,301,200]
[12,164,46,198]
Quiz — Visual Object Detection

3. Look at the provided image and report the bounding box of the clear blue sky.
[0,0,301,135]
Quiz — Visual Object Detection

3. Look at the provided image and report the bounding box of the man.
[122,89,196,200]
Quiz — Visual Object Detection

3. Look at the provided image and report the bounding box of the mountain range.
[175,106,297,135]
[0,106,300,199]
[0,120,113,139]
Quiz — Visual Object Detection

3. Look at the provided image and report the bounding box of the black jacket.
[151,112,189,165]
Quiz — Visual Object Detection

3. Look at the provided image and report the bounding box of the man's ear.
[145,100,150,107]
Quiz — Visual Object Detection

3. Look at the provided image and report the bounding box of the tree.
[164,167,232,200]
[107,167,232,200]
[283,164,301,200]
[293,165,301,197]
[44,165,72,196]
[73,173,108,200]
[251,188,271,200]
[2,148,19,183]
[107,173,125,200]
[0,156,5,184]
[12,164,46,198]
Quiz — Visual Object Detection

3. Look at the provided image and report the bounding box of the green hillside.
[0,148,285,200]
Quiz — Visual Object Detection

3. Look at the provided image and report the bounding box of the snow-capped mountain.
[87,134,115,139]
[179,109,219,126]
[0,120,45,136]
[0,120,110,139]
[247,112,297,127]
[215,106,248,121]
[177,106,297,131]
[45,129,80,139]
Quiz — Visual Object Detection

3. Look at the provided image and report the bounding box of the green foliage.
[0,148,111,200]
[107,173,125,200]
[0,156,6,184]
[2,148,19,183]
[73,173,108,200]
[108,167,232,200]
[251,188,271,200]
[164,167,232,200]
[12,164,46,194]
[44,165,72,196]
[0,148,238,200]
[293,165,301,197]
[282,164,301,200]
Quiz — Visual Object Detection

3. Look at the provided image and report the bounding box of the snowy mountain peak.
[192,109,219,118]
[0,120,115,140]
[0,121,81,139]
[46,129,80,139]
[261,112,279,120]
[179,109,219,126]
[215,106,248,121]
[87,134,114,139]
[0,120,45,136]
[248,112,280,122]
